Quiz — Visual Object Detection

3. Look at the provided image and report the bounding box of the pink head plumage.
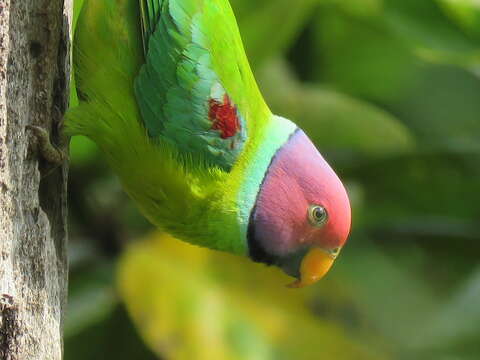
[249,129,351,287]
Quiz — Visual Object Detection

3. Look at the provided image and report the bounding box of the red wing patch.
[209,95,241,139]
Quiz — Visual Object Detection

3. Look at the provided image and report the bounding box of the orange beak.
[287,248,336,288]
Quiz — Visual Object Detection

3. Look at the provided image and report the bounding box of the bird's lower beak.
[287,248,335,288]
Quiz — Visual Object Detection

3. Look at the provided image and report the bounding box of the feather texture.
[65,0,297,255]
[135,0,255,169]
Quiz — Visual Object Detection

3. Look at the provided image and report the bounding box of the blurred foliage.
[438,0,480,40]
[258,58,414,162]
[118,233,385,360]
[65,0,480,359]
[235,0,320,67]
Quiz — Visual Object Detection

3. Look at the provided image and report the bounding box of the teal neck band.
[236,115,297,254]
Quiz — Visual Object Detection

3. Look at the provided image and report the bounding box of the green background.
[65,1,480,359]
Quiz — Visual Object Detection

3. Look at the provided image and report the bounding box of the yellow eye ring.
[308,205,328,227]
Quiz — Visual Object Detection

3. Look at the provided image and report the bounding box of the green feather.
[65,0,297,256]
[135,0,250,169]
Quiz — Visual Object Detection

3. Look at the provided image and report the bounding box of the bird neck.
[234,115,298,251]
[192,115,297,257]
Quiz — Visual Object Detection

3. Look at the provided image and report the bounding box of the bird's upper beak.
[287,247,337,288]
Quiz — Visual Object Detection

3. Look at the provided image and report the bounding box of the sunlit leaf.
[69,136,99,167]
[118,232,389,360]
[65,304,158,360]
[348,150,480,228]
[437,0,480,39]
[389,65,480,150]
[73,0,84,29]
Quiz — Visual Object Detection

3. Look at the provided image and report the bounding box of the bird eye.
[308,205,328,227]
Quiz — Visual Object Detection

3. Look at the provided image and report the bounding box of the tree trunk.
[0,0,71,359]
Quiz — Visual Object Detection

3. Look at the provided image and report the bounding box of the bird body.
[67,0,351,286]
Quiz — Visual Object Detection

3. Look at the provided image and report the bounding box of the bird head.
[248,129,351,287]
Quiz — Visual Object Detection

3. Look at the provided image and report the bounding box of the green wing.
[135,0,270,170]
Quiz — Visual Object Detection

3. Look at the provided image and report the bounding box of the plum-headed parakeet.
[66,0,351,287]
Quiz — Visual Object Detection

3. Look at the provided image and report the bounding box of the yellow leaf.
[117,232,389,360]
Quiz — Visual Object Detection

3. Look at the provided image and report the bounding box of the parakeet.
[67,0,351,287]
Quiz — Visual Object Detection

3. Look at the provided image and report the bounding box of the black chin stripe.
[246,128,301,265]
[247,205,275,265]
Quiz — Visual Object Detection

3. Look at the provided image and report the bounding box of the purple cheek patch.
[252,129,351,257]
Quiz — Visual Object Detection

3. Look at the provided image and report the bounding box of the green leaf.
[231,0,320,68]
[417,267,480,351]
[382,0,480,69]
[65,263,117,338]
[69,0,85,107]
[332,240,440,347]
[258,59,415,162]
[313,4,421,102]
[69,135,99,167]
[73,0,84,30]
[437,0,480,39]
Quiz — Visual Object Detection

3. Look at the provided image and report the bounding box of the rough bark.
[0,0,72,359]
